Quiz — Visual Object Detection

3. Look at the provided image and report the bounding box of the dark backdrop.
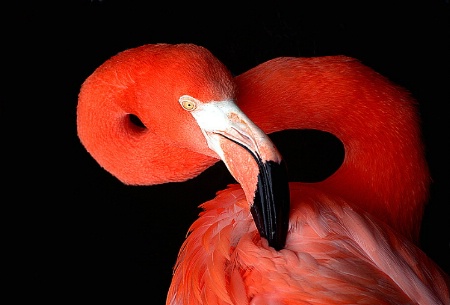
[7,1,449,303]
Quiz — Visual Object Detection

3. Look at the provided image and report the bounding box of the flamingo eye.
[180,96,197,111]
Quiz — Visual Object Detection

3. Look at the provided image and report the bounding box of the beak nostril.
[128,114,147,129]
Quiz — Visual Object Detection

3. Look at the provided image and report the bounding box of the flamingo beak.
[179,95,290,250]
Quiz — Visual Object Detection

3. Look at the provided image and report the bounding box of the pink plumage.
[168,184,449,304]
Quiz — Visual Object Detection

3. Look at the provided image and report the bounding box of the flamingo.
[77,43,450,304]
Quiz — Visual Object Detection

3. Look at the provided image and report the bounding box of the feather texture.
[168,183,450,305]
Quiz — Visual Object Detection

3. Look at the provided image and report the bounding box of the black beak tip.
[250,160,290,251]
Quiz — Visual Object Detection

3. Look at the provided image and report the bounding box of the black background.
[6,1,449,303]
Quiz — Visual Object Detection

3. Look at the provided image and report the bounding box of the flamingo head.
[77,43,290,250]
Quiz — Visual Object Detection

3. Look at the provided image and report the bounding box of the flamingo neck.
[235,56,430,242]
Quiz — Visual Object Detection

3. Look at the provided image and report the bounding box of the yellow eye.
[180,97,197,111]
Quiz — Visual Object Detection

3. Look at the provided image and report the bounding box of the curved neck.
[235,56,430,242]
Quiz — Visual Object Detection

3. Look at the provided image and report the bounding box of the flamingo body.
[168,183,449,304]
[76,44,450,305]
